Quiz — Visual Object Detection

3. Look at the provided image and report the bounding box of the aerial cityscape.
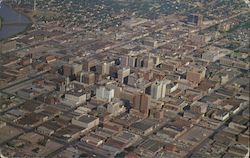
[0,0,249,158]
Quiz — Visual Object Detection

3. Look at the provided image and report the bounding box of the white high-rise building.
[162,80,171,97]
[151,81,162,100]
[96,86,114,102]
[151,80,170,100]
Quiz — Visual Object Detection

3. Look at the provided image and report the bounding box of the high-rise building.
[136,56,144,68]
[63,64,72,77]
[96,86,114,102]
[118,67,130,84]
[72,63,82,75]
[96,62,110,75]
[128,55,137,67]
[140,93,150,115]
[139,69,153,81]
[133,92,141,111]
[152,55,160,66]
[150,80,169,100]
[82,59,97,71]
[106,83,122,98]
[161,81,169,98]
[120,89,135,104]
[79,72,95,84]
[63,63,82,77]
[151,81,162,100]
[132,92,150,116]
[121,56,129,67]
[144,57,154,69]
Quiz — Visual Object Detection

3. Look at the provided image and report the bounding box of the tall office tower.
[161,80,169,98]
[79,72,95,84]
[106,83,122,98]
[63,64,72,77]
[152,55,160,66]
[96,62,110,75]
[63,63,82,77]
[133,92,150,116]
[136,56,144,68]
[121,56,129,67]
[133,92,141,111]
[79,72,84,83]
[120,89,135,105]
[82,59,97,72]
[150,80,169,100]
[118,67,130,84]
[144,57,154,69]
[151,81,163,100]
[72,63,82,76]
[128,55,137,67]
[103,62,110,75]
[140,93,150,115]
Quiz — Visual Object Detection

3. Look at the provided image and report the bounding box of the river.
[0,3,31,40]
